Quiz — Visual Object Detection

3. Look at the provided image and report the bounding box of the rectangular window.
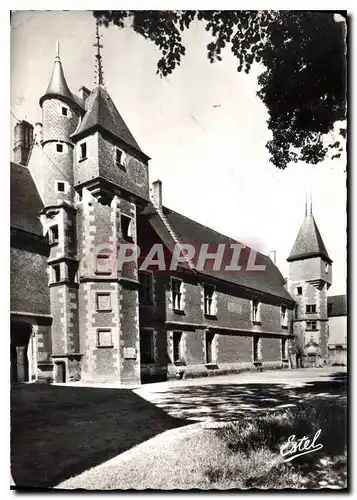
[61,107,68,117]
[171,278,183,311]
[306,304,317,314]
[115,148,125,170]
[296,286,302,296]
[139,272,153,306]
[96,254,111,274]
[281,338,287,361]
[306,320,317,331]
[56,143,63,153]
[252,299,260,323]
[173,331,183,362]
[281,305,288,327]
[121,214,133,240]
[96,292,111,311]
[204,285,215,316]
[253,337,260,362]
[328,303,332,315]
[53,264,61,283]
[97,329,113,347]
[205,332,215,364]
[56,181,66,193]
[49,225,59,245]
[80,142,87,160]
[140,329,154,363]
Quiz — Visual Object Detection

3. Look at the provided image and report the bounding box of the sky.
[10,10,347,295]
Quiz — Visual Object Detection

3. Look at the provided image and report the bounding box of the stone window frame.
[172,331,185,363]
[203,284,216,317]
[95,291,112,312]
[171,277,184,312]
[306,320,318,331]
[205,331,216,365]
[252,336,262,363]
[296,286,303,296]
[96,328,113,348]
[306,304,317,314]
[251,299,261,324]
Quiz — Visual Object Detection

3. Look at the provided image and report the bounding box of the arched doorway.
[10,320,32,382]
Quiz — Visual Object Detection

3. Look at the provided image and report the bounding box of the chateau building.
[10,37,346,384]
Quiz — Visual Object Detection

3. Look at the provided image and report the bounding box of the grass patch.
[211,400,347,489]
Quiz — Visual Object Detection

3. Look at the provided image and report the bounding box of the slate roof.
[142,203,294,303]
[39,55,77,109]
[287,214,332,264]
[327,295,347,317]
[71,86,145,155]
[10,162,44,236]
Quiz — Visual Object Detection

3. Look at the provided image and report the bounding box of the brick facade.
[11,46,339,385]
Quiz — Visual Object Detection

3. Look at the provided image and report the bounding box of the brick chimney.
[13,120,34,166]
[151,180,162,211]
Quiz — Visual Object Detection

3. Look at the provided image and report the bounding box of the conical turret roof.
[287,213,332,264]
[39,44,76,108]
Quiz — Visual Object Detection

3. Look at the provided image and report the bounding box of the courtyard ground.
[11,367,347,490]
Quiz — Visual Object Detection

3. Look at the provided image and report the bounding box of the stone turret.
[287,198,332,367]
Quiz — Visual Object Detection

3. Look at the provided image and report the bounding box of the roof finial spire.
[94,20,104,87]
[305,192,308,216]
[310,190,313,215]
[55,40,60,62]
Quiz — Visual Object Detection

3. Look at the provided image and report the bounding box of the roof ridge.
[163,205,272,261]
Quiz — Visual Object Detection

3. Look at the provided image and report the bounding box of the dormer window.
[61,106,68,117]
[56,143,63,153]
[80,142,87,161]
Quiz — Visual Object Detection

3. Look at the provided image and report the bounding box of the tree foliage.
[93,10,346,169]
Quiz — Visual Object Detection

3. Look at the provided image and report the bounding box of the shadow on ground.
[11,372,347,489]
[137,372,347,422]
[11,384,191,488]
